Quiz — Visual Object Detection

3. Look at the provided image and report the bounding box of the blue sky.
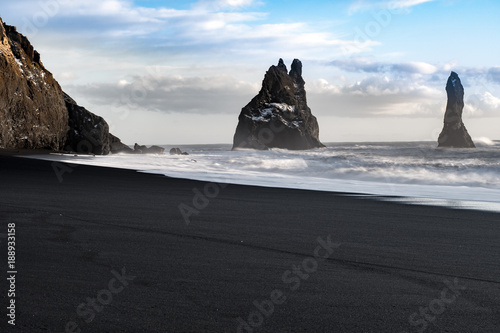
[2,0,500,144]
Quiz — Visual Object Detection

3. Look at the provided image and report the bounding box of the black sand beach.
[1,154,499,332]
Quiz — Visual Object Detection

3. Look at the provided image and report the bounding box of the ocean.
[27,141,500,212]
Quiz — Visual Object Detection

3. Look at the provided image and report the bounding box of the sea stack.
[232,59,324,150]
[437,71,475,148]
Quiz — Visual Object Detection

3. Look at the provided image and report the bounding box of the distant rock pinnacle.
[232,59,324,150]
[437,71,475,148]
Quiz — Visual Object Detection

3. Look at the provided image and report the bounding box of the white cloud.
[59,72,78,81]
[466,92,500,117]
[66,73,259,114]
[5,0,368,64]
[67,63,500,121]
[308,75,444,117]
[388,0,436,9]
[392,62,437,74]
[309,79,341,94]
[194,0,260,10]
[306,65,500,119]
[329,58,438,75]
[348,0,436,14]
[68,69,446,118]
[488,67,500,84]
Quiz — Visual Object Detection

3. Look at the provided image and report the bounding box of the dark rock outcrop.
[63,93,114,155]
[110,134,133,153]
[232,58,324,150]
[134,143,165,154]
[0,19,68,150]
[438,72,475,148]
[0,17,130,154]
[169,148,189,155]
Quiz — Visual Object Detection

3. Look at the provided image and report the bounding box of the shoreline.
[1,154,500,332]
[18,149,500,214]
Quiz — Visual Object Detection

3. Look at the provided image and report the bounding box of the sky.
[2,0,500,144]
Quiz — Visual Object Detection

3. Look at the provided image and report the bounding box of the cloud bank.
[5,0,374,62]
[66,58,500,120]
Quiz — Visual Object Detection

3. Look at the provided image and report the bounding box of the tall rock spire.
[438,72,475,148]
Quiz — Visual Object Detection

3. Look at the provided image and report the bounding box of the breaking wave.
[27,141,500,209]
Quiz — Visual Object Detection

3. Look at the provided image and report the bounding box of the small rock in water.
[134,143,165,154]
[169,148,189,155]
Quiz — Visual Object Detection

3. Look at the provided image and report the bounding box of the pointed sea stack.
[437,72,475,148]
[232,59,325,150]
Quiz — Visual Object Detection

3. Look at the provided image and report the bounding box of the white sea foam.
[474,137,496,147]
[25,141,500,212]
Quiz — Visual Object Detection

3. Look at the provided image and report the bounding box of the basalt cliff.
[437,71,475,148]
[0,18,128,154]
[232,59,324,150]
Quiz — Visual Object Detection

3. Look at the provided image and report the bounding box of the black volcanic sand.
[0,155,499,332]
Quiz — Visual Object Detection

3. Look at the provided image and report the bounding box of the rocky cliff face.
[63,93,115,155]
[232,59,324,150]
[438,72,475,148]
[0,18,68,150]
[0,18,129,154]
